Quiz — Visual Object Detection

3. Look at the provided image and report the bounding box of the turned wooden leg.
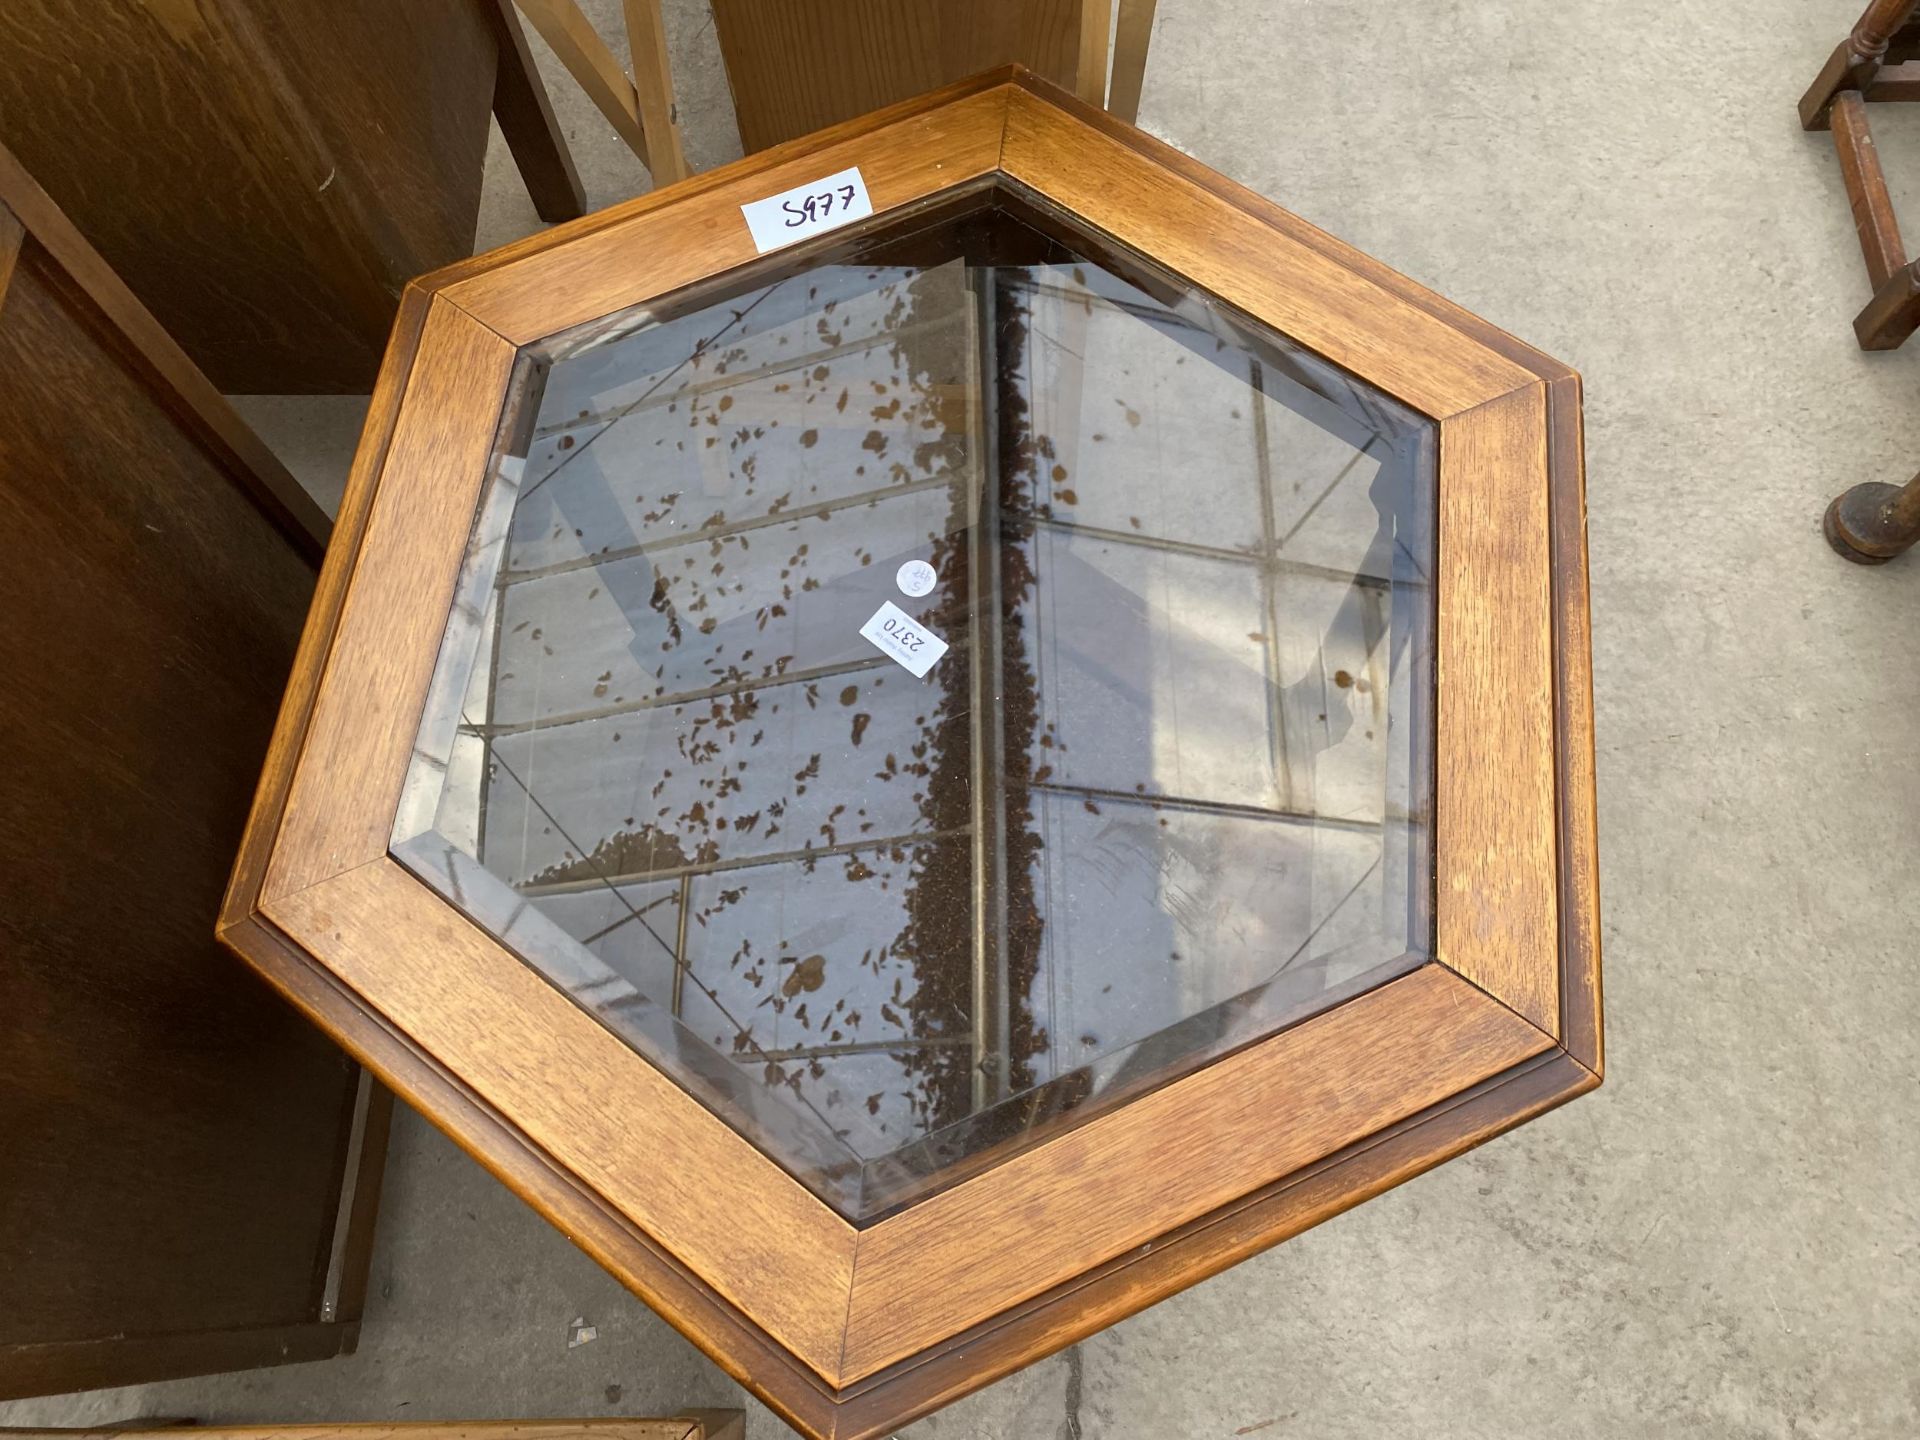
[1801,0,1920,128]
[486,0,589,221]
[1824,468,1920,563]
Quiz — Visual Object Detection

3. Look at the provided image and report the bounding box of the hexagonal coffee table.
[222,67,1601,1440]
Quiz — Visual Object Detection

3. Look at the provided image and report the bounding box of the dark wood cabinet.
[0,144,387,1399]
[0,0,581,394]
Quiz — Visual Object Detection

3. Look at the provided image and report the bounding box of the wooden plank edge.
[417,70,1025,295]
[320,1071,396,1325]
[0,142,329,559]
[1546,373,1603,1076]
[214,911,846,1440]
[1,1423,723,1438]
[995,67,1577,389]
[1433,382,1561,1035]
[682,1412,747,1440]
[0,204,24,312]
[486,0,591,222]
[218,286,440,933]
[256,298,520,904]
[0,1320,354,1403]
[824,1048,1599,1440]
[837,967,1550,1379]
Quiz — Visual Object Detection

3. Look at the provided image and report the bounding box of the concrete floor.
[8,0,1920,1435]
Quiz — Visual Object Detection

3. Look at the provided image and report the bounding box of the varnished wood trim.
[423,68,1021,295]
[997,84,1537,419]
[1433,384,1558,1034]
[826,1049,1597,1440]
[1832,91,1907,288]
[1075,0,1112,105]
[220,287,438,933]
[837,964,1552,1379]
[261,298,517,903]
[0,1421,744,1440]
[0,1322,353,1404]
[1547,374,1602,1073]
[435,83,1013,342]
[214,71,1599,1436]
[259,858,858,1381]
[1107,0,1158,123]
[0,142,327,556]
[218,912,845,1440]
[1853,253,1920,349]
[996,68,1572,386]
[623,0,692,183]
[512,0,654,161]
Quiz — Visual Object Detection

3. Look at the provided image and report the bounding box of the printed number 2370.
[880,615,924,651]
[783,185,857,228]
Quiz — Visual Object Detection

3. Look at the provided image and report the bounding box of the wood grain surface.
[220,909,847,1440]
[1832,91,1906,287]
[221,287,437,934]
[264,298,515,903]
[441,83,1010,342]
[0,144,326,555]
[838,965,1553,1378]
[0,181,370,1395]
[1107,0,1159,122]
[998,84,1535,420]
[1075,0,1113,103]
[710,1,1083,152]
[264,858,857,1381]
[0,0,498,391]
[994,70,1576,386]
[1547,374,1603,1073]
[514,0,655,162]
[215,71,1600,1436]
[623,0,692,182]
[1435,384,1559,1033]
[0,1421,744,1440]
[827,1052,1598,1440]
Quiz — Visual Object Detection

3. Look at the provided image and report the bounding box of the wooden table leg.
[1801,0,1920,128]
[1109,0,1158,123]
[487,0,589,221]
[1824,468,1920,563]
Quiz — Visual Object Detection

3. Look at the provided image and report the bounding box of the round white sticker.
[896,559,937,598]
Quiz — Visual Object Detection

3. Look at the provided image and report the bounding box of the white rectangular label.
[740,166,874,254]
[860,601,948,678]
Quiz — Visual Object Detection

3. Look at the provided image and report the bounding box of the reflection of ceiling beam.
[498,473,959,587]
[1033,779,1386,836]
[533,306,974,436]
[518,825,974,898]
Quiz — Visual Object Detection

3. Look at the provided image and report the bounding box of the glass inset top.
[394,191,1437,1221]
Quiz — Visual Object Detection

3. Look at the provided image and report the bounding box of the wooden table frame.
[2,1419,744,1440]
[220,67,1600,1440]
[1800,0,1920,348]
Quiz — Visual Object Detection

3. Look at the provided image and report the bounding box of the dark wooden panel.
[0,0,498,392]
[0,178,376,1394]
[710,0,1083,151]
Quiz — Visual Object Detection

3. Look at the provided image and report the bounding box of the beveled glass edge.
[392,829,873,1212]
[386,181,1446,1224]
